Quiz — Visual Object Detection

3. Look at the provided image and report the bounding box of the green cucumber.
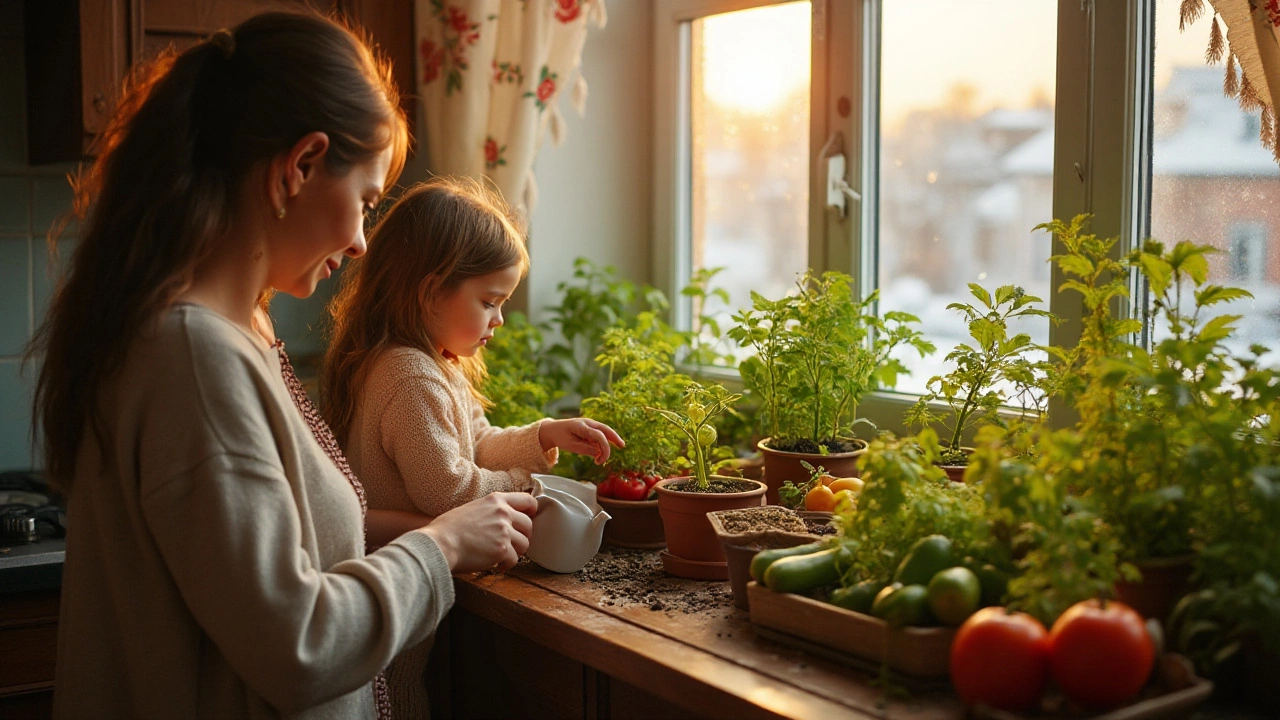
[763,548,841,594]
[749,542,826,583]
[829,580,885,614]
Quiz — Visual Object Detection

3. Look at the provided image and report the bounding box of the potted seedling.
[648,382,767,580]
[580,319,690,547]
[904,283,1056,482]
[728,270,933,504]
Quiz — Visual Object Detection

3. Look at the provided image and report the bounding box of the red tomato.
[642,473,662,488]
[1049,599,1153,709]
[613,476,648,501]
[950,607,1050,712]
[596,476,617,499]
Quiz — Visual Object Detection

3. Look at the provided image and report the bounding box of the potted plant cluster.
[648,382,766,580]
[727,270,933,503]
[578,317,691,547]
[904,283,1057,482]
[480,311,562,428]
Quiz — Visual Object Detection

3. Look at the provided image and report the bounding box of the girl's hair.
[322,177,529,443]
[29,11,409,489]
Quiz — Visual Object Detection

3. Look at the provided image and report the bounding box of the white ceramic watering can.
[527,477,611,573]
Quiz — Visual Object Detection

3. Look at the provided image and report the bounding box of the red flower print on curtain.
[425,0,482,95]
[524,65,559,110]
[555,0,582,23]
[420,39,444,84]
[484,136,507,170]
[493,60,524,85]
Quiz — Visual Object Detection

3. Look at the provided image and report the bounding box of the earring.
[276,206,287,220]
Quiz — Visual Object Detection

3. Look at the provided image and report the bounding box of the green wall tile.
[31,173,75,238]
[0,360,35,471]
[0,236,29,355]
[32,237,72,330]
[0,176,27,233]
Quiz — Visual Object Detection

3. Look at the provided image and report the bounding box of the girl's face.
[428,264,523,358]
[270,144,392,298]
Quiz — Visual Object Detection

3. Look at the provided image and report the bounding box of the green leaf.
[1056,254,1095,278]
[1194,284,1253,308]
[1197,314,1241,343]
[1137,253,1173,296]
[969,283,993,309]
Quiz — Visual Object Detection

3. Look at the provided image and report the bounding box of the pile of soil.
[573,548,733,613]
[804,519,838,536]
[714,506,808,534]
[663,477,758,494]
[767,438,863,454]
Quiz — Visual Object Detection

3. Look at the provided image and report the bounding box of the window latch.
[826,153,861,217]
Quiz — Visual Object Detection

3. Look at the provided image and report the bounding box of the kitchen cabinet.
[0,589,60,720]
[24,0,417,164]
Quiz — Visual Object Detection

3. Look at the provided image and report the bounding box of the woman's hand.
[539,418,625,465]
[418,492,537,573]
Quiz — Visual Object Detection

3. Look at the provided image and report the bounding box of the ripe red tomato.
[642,473,662,489]
[950,607,1050,712]
[596,475,617,499]
[1048,599,1153,709]
[612,476,648,501]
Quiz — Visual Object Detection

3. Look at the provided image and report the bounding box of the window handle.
[826,153,862,217]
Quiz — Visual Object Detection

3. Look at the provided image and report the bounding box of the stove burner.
[0,503,66,544]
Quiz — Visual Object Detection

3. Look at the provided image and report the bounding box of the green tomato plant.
[905,283,1057,465]
[481,311,561,427]
[647,382,742,490]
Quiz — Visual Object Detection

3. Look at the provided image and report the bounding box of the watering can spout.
[591,510,612,532]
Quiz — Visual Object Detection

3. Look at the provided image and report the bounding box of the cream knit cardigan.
[53,305,455,720]
[346,346,557,518]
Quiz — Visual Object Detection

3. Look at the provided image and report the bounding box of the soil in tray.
[715,506,809,534]
[570,547,733,613]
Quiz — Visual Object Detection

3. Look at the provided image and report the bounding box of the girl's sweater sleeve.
[379,372,540,516]
[471,402,558,473]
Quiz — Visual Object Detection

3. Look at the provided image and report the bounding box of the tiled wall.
[0,1,335,471]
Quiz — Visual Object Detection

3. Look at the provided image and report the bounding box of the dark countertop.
[0,536,64,595]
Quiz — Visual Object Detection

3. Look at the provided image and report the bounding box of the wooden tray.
[747,581,956,678]
[973,654,1213,720]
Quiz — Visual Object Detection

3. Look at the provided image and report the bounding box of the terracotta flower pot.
[1113,554,1196,623]
[938,447,975,484]
[597,496,665,549]
[654,477,766,580]
[757,437,868,505]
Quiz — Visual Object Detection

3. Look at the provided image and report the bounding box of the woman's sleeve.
[471,402,558,473]
[140,452,454,715]
[379,374,535,515]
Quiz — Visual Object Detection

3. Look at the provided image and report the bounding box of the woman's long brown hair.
[28,11,408,489]
[321,177,529,445]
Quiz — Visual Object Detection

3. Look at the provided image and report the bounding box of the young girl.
[322,177,623,521]
[31,13,535,719]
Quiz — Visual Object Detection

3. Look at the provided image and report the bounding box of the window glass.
[876,0,1058,395]
[688,2,811,353]
[1150,0,1280,365]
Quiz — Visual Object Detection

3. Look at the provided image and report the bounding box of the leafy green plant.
[579,314,691,477]
[905,284,1057,465]
[482,311,561,427]
[833,430,990,586]
[729,270,933,450]
[542,258,667,405]
[966,425,1128,627]
[679,266,739,372]
[647,382,742,490]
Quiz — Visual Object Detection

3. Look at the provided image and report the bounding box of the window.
[875,1,1058,395]
[654,0,1280,431]
[1148,0,1280,365]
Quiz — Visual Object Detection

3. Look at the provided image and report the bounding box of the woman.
[30,11,534,719]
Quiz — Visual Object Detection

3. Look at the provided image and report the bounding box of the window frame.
[652,0,1151,438]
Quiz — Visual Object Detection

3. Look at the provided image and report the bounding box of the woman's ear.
[274,131,331,205]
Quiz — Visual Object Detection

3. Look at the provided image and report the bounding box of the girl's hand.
[539,418,624,465]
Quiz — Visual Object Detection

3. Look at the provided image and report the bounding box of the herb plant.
[579,315,691,478]
[482,311,560,427]
[905,283,1056,465]
[729,270,933,451]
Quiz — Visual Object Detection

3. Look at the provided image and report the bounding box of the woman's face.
[269,145,392,298]
[427,264,523,358]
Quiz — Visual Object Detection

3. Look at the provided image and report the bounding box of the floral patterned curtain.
[1182,0,1280,162]
[415,0,606,213]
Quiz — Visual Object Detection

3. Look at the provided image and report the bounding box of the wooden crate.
[747,581,956,677]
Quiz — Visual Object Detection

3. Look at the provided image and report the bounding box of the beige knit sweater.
[53,305,455,720]
[346,346,557,518]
